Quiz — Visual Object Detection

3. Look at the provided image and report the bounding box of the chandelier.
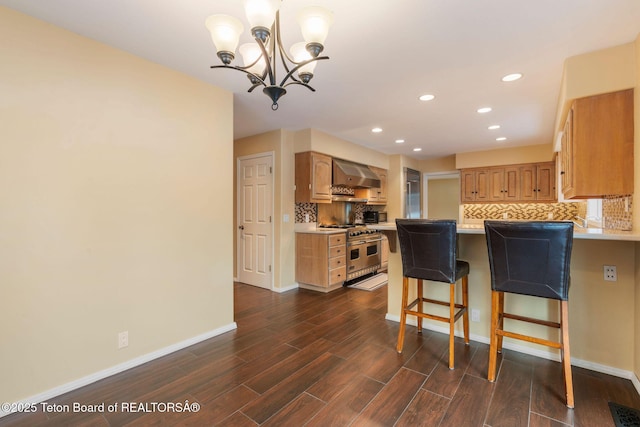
[205,1,333,110]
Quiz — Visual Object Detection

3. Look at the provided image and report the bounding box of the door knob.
[239,225,244,230]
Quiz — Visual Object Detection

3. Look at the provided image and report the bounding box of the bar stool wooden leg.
[448,282,456,369]
[462,275,470,344]
[488,290,500,382]
[561,300,574,408]
[397,276,410,353]
[497,291,505,353]
[417,279,423,333]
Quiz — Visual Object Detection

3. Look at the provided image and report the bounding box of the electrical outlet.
[604,265,617,282]
[471,309,480,322]
[118,331,129,349]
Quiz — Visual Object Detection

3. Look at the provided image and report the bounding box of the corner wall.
[0,7,235,405]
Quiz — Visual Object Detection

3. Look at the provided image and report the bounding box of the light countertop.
[367,222,640,241]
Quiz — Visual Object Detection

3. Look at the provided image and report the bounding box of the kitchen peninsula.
[374,221,640,390]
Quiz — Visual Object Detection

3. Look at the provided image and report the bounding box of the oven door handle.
[347,237,383,246]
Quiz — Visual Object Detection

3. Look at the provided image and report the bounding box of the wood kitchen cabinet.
[560,89,634,199]
[461,162,557,203]
[519,162,556,201]
[355,166,388,205]
[460,169,490,203]
[488,166,519,202]
[295,151,332,203]
[296,232,347,292]
[460,169,490,202]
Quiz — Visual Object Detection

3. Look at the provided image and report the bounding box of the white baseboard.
[0,322,237,419]
[385,313,640,395]
[233,277,298,294]
[274,283,299,293]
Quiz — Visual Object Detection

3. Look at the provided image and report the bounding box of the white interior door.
[237,153,273,289]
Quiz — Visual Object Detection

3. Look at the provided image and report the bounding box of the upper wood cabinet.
[460,169,490,202]
[295,152,332,203]
[461,162,557,203]
[355,166,388,205]
[519,162,556,202]
[560,89,634,199]
[488,166,519,202]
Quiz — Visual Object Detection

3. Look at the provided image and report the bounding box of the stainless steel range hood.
[333,158,381,188]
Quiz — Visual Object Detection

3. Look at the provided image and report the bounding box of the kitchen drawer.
[329,266,347,285]
[329,245,345,258]
[329,256,346,270]
[329,234,346,246]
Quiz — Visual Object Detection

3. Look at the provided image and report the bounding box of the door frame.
[236,151,275,290]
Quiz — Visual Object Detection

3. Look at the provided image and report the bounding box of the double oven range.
[319,224,383,282]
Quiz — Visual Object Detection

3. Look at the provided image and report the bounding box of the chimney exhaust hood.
[332,158,381,189]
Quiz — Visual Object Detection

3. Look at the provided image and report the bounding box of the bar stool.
[395,219,470,370]
[484,220,575,408]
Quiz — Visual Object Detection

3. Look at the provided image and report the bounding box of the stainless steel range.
[318,224,382,282]
[345,226,383,281]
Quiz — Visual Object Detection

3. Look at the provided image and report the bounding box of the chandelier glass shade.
[206,1,333,110]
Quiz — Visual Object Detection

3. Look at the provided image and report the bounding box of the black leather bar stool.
[395,219,470,370]
[484,220,575,408]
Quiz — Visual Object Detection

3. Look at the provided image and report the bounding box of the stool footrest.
[496,329,562,349]
[410,297,466,310]
[404,307,467,324]
[502,312,561,329]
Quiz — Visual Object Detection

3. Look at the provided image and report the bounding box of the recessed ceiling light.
[488,125,501,130]
[413,148,422,152]
[502,73,523,82]
[477,107,492,114]
[419,94,435,101]
[496,137,507,141]
[371,127,383,133]
[395,139,405,144]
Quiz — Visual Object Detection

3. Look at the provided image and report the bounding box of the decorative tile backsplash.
[464,202,583,221]
[295,202,365,224]
[295,203,317,223]
[603,195,632,230]
[298,198,633,230]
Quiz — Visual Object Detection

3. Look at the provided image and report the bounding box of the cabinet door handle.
[560,171,565,175]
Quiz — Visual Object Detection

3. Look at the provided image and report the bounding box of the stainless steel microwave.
[363,211,379,223]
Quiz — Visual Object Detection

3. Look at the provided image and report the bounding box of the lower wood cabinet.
[296,232,347,292]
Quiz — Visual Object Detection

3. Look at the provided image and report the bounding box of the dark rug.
[609,402,640,427]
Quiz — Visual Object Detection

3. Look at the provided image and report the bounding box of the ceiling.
[2,1,640,160]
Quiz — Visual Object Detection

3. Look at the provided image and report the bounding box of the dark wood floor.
[2,282,640,426]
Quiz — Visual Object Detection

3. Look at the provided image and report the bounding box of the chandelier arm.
[254,35,276,86]
[282,81,316,92]
[278,56,329,88]
[210,64,267,88]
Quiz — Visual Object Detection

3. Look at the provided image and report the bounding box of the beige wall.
[455,143,554,169]
[555,42,637,136]
[420,155,457,173]
[294,129,389,169]
[427,178,460,220]
[0,7,234,405]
